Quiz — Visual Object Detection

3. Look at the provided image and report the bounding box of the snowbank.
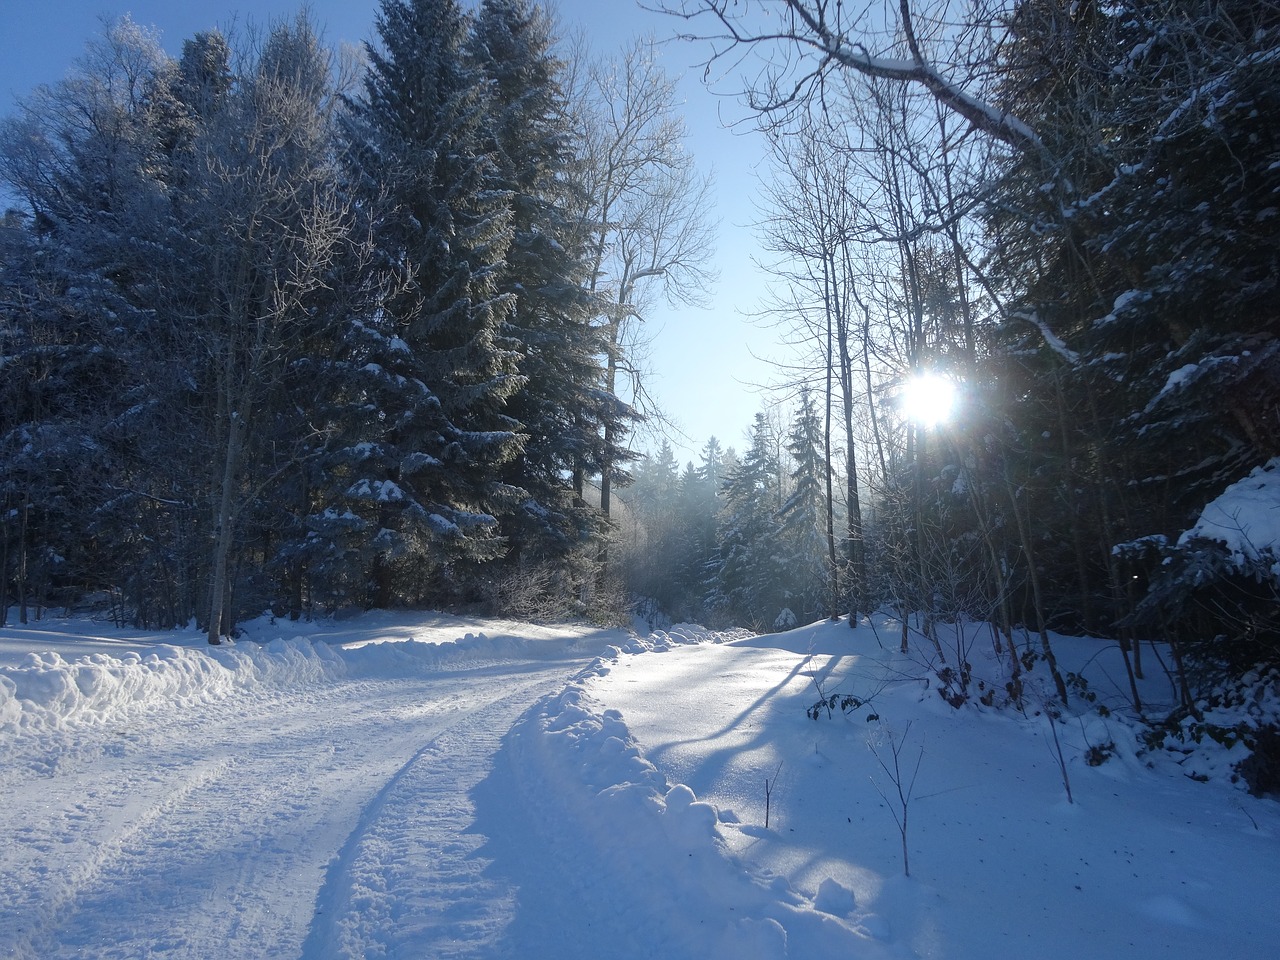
[0,612,638,737]
[508,629,898,959]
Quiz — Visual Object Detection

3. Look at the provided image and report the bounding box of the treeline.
[620,0,1280,708]
[619,396,835,633]
[0,0,714,641]
[4,0,1279,709]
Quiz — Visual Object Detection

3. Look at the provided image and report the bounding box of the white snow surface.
[1181,458,1280,580]
[1,610,1277,959]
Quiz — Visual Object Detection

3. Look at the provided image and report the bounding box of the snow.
[346,478,405,501]
[1146,355,1242,412]
[1180,457,1280,580]
[1,610,1277,959]
[1094,288,1153,328]
[1013,309,1080,363]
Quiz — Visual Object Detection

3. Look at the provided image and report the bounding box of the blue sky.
[0,0,783,465]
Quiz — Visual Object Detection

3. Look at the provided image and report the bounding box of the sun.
[902,372,957,428]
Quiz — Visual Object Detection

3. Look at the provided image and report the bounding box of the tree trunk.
[1003,461,1069,704]
[206,410,246,645]
[0,492,9,628]
[17,491,29,625]
[822,256,839,619]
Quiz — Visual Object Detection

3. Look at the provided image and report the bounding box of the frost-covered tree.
[0,15,362,637]
[0,18,213,628]
[326,0,522,608]
[466,0,611,584]
[985,0,1280,672]
[181,18,357,642]
[776,387,833,622]
[571,37,716,520]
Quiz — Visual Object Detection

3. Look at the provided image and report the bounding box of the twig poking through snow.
[868,721,924,877]
[764,760,783,829]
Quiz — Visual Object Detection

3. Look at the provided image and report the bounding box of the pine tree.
[466,0,611,582]
[776,388,833,622]
[327,0,522,608]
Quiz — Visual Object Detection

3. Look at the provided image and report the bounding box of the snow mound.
[609,622,751,656]
[0,639,345,735]
[0,615,632,737]
[1180,457,1280,580]
[509,644,900,959]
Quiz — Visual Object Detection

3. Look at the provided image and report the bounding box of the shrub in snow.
[1139,665,1280,797]
[1124,459,1280,681]
[1235,725,1280,798]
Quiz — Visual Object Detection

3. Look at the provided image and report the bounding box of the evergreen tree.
[466,0,611,581]
[0,18,213,628]
[1096,1,1280,678]
[671,438,726,618]
[0,214,120,623]
[630,441,682,515]
[327,0,522,608]
[776,388,832,622]
[618,441,681,612]
[710,413,786,629]
[986,0,1280,666]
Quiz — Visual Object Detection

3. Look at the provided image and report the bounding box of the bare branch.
[650,1,1043,155]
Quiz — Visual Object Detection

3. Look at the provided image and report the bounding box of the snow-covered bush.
[1139,664,1280,797]
[1127,460,1280,679]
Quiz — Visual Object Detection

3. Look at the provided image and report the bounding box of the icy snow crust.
[2,611,1278,959]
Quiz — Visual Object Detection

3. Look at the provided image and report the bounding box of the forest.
[2,0,1278,720]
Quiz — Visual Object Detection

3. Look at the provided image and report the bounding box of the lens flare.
[902,372,957,427]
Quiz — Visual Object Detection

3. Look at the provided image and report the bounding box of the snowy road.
[5,613,1279,960]
[1,640,596,960]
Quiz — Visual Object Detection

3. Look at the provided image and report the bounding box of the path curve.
[0,651,592,960]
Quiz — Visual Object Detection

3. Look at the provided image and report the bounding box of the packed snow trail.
[1,617,801,960]
[0,626,611,960]
[10,613,1276,959]
[300,667,566,960]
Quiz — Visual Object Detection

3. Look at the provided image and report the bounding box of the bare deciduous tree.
[570,37,718,520]
[185,18,354,643]
[653,0,1041,153]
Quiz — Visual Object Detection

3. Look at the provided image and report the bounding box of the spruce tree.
[328,0,522,608]
[669,438,726,620]
[987,0,1280,652]
[710,414,786,629]
[777,388,833,622]
[0,18,214,627]
[466,0,611,581]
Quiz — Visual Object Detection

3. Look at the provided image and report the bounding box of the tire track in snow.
[1,755,238,960]
[299,672,569,960]
[0,661,590,960]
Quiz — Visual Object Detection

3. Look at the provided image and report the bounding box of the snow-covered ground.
[1,609,1276,959]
